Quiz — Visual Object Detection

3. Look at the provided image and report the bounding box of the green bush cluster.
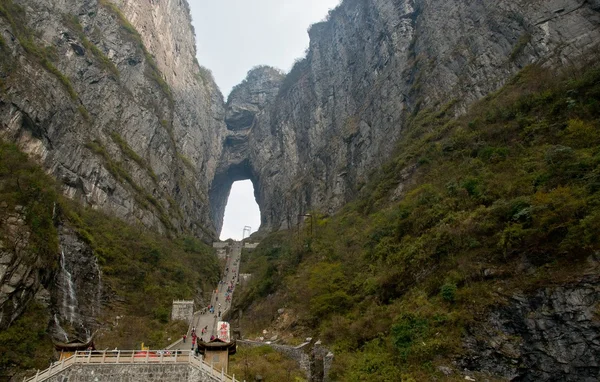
[229,346,307,382]
[510,33,532,61]
[235,62,600,379]
[0,302,54,380]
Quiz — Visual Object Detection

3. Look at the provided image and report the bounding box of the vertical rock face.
[51,225,101,342]
[461,277,600,381]
[213,0,600,232]
[0,0,226,240]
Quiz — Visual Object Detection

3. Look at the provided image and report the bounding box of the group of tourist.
[183,326,209,351]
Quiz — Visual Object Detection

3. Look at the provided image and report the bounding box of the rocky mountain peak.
[225,66,285,131]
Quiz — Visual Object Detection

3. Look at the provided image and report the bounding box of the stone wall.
[171,300,195,323]
[45,364,222,382]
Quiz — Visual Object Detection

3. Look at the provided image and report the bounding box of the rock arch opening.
[209,159,261,239]
[219,180,260,240]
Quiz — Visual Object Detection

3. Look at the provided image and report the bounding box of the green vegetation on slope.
[0,141,59,380]
[0,141,59,267]
[0,302,54,379]
[229,346,307,382]
[234,63,600,380]
[0,139,220,376]
[62,200,220,349]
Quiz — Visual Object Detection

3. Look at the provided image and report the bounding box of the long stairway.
[171,241,242,350]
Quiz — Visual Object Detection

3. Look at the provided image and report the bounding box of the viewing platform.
[23,350,239,382]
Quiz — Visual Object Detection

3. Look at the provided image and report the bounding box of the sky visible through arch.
[189,0,341,240]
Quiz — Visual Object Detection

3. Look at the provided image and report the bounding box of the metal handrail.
[23,350,238,382]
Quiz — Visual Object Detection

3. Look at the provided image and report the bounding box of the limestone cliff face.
[0,0,227,338]
[0,0,226,239]
[215,0,600,232]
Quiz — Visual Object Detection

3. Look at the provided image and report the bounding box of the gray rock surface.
[212,0,600,232]
[0,0,226,240]
[51,225,102,342]
[226,66,285,131]
[461,277,600,381]
[210,67,284,232]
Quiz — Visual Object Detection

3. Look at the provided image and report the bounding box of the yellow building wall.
[204,350,229,373]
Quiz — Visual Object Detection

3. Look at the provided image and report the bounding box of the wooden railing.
[23,350,239,382]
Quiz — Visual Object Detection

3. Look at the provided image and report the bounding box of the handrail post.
[34,370,39,382]
[116,350,120,364]
[87,351,91,363]
[145,351,149,364]
[160,350,164,364]
[175,351,178,363]
[102,350,107,363]
[131,350,135,363]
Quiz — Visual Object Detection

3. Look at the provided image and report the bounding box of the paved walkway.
[171,242,242,351]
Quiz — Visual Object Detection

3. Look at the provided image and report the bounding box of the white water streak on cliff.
[60,250,78,324]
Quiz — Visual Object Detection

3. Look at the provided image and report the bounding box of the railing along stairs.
[23,350,239,382]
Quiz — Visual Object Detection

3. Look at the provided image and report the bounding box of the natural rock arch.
[208,67,285,236]
[209,157,261,237]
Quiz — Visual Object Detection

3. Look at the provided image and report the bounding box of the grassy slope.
[62,200,220,350]
[229,346,307,382]
[0,139,219,379]
[234,63,600,380]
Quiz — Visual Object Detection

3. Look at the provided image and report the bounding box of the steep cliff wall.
[214,0,600,232]
[0,0,226,239]
[0,0,228,348]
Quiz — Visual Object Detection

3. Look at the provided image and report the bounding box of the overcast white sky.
[188,0,340,240]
